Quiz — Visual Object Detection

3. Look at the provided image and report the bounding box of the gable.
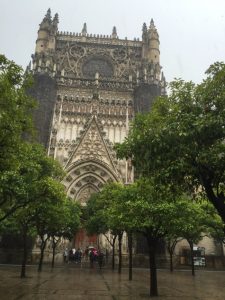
[65,116,117,172]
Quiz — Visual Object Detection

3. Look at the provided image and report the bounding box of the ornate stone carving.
[75,123,109,162]
[32,13,165,211]
[66,175,73,182]
[54,40,143,82]
[77,186,97,204]
[100,171,106,177]
[70,45,85,57]
[70,188,76,194]
[112,48,127,62]
[82,56,114,78]
[84,176,96,183]
[74,170,80,175]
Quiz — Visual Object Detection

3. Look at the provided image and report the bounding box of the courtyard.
[0,264,225,299]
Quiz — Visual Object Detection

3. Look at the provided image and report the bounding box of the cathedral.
[30,9,166,206]
[26,9,225,264]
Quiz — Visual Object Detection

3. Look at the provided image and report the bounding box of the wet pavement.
[0,263,225,299]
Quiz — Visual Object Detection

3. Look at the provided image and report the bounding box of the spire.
[36,9,57,54]
[53,13,59,26]
[52,13,59,33]
[112,26,117,38]
[25,61,32,74]
[142,18,160,63]
[142,22,148,41]
[161,72,167,95]
[148,18,159,40]
[81,23,87,35]
[40,8,52,30]
[43,8,52,22]
[47,8,51,17]
[150,18,155,29]
[161,71,166,85]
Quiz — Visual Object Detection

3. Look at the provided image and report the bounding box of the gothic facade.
[26,9,225,262]
[30,9,166,205]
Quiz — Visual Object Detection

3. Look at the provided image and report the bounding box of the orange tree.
[85,184,123,271]
[116,62,225,230]
[0,55,37,220]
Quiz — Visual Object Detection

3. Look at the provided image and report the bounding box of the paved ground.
[0,263,225,299]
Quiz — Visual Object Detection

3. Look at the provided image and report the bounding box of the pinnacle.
[112,26,117,38]
[82,23,87,35]
[46,8,51,20]
[53,13,59,23]
[142,22,147,31]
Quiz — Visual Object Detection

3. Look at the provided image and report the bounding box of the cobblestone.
[0,264,224,299]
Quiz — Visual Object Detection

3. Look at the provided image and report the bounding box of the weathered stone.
[31,10,165,204]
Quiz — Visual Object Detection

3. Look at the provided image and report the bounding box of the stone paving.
[0,263,225,299]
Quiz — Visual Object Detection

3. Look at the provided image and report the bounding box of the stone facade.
[22,9,224,264]
[30,9,166,205]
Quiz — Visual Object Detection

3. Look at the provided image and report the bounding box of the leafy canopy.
[116,62,225,224]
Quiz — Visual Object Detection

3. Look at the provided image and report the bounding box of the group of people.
[63,246,105,269]
[63,248,83,263]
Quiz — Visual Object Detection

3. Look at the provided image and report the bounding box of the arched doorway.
[63,159,119,249]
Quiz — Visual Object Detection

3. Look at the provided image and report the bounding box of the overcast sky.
[1,0,225,83]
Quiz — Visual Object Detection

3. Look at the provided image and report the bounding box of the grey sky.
[1,0,225,83]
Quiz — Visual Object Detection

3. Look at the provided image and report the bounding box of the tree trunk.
[189,240,195,276]
[38,239,47,272]
[169,250,173,273]
[51,243,56,268]
[167,239,180,273]
[118,232,123,274]
[128,232,133,281]
[112,236,116,270]
[201,175,225,227]
[20,229,28,278]
[147,237,158,297]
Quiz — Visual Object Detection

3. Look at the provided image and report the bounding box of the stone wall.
[29,74,57,148]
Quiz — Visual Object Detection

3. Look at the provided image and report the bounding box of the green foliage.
[86,178,179,240]
[85,184,119,235]
[47,199,81,241]
[0,55,81,268]
[85,182,138,239]
[0,55,36,172]
[168,197,211,243]
[0,142,65,221]
[116,62,225,224]
[33,178,68,238]
[128,178,178,238]
[107,183,139,232]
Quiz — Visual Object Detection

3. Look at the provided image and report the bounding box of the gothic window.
[82,56,114,78]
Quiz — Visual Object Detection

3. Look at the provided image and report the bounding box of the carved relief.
[66,175,73,182]
[74,170,80,175]
[77,186,97,205]
[75,123,109,163]
[70,45,85,57]
[82,56,114,78]
[112,48,127,62]
[55,41,142,81]
[70,188,76,195]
